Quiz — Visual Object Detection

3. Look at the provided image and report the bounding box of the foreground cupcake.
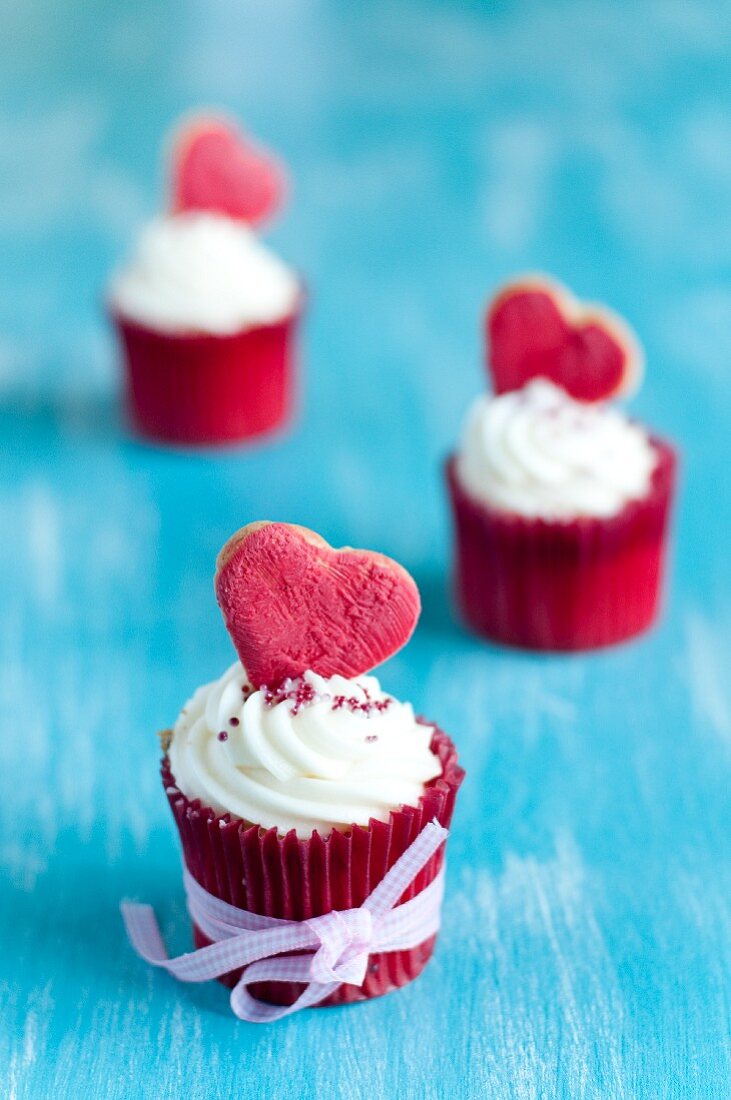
[109,114,302,445]
[446,275,677,650]
[123,522,463,1020]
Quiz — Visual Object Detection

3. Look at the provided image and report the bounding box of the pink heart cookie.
[215,522,421,688]
[170,114,286,226]
[486,274,643,402]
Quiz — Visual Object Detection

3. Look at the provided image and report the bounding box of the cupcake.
[446,275,677,650]
[108,115,302,445]
[124,522,463,1018]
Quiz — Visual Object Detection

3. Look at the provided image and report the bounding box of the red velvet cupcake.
[446,275,677,650]
[108,114,302,446]
[129,522,464,1016]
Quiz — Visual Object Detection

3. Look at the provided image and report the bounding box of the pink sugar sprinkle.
[331,692,392,716]
[217,730,228,742]
[262,676,393,717]
[263,677,318,715]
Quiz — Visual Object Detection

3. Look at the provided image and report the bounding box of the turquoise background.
[2,1,730,1097]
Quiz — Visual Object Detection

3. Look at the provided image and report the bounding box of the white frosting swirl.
[109,213,299,335]
[168,662,441,838]
[456,378,657,520]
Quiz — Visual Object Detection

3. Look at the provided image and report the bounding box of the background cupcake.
[142,522,464,1010]
[108,114,302,446]
[447,275,677,650]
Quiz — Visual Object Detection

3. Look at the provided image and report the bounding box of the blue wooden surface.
[2,2,730,1097]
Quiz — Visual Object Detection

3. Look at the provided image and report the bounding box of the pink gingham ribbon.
[121,819,447,1023]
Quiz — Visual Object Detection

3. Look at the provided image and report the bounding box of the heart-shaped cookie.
[170,114,286,226]
[486,275,643,402]
[215,522,421,688]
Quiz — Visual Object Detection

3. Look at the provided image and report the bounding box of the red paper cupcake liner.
[162,725,463,1007]
[446,440,677,650]
[111,303,301,446]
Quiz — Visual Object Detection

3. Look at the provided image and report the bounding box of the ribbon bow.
[121,818,448,1023]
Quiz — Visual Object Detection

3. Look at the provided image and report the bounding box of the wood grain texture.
[1,1,730,1097]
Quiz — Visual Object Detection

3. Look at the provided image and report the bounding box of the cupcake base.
[162,726,463,1007]
[112,306,301,446]
[446,442,677,651]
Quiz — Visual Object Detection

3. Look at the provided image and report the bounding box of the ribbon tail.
[230,954,338,1024]
[121,902,169,965]
[122,901,233,982]
[121,901,313,984]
